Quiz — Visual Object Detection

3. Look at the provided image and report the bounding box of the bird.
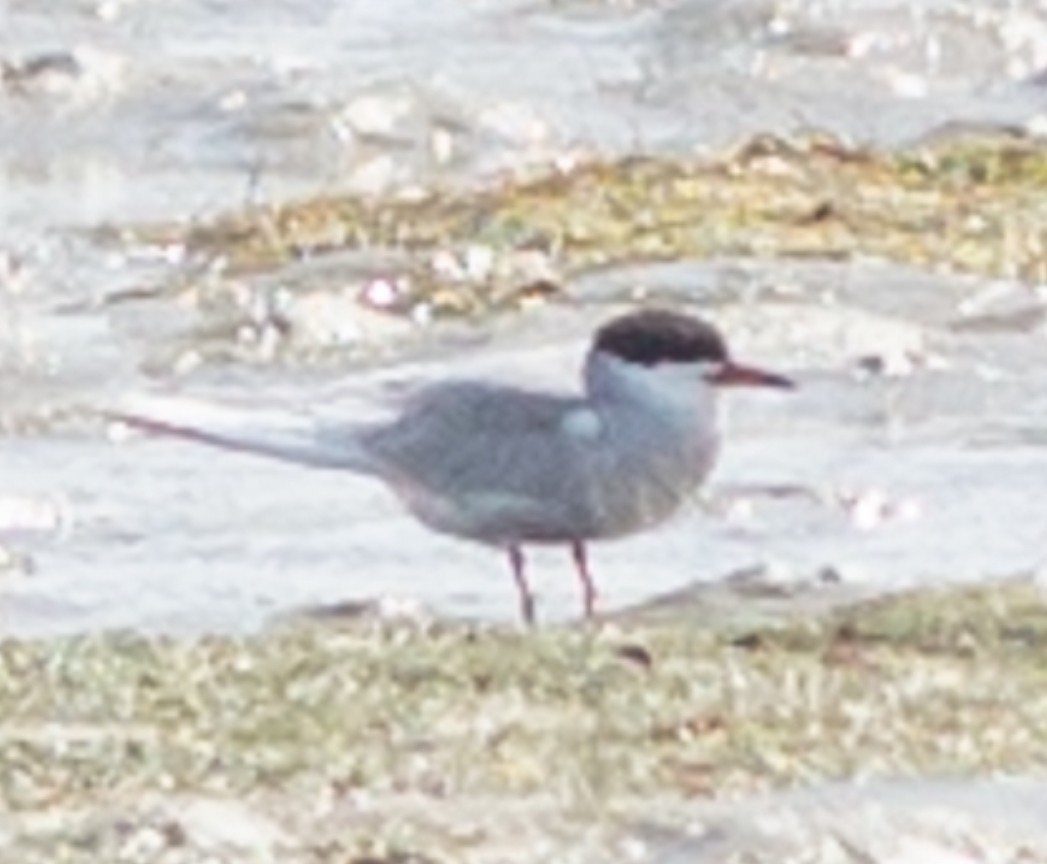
[106,308,793,624]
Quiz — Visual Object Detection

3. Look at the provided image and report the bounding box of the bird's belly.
[390,482,579,546]
[584,443,716,539]
[385,436,716,545]
[586,476,697,539]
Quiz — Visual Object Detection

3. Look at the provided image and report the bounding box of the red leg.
[570,540,597,619]
[508,545,536,626]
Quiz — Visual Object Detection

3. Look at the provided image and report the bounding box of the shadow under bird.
[107,308,794,624]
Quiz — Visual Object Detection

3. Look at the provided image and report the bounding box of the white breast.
[560,407,603,441]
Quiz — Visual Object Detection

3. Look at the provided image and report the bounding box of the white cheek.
[561,407,603,441]
[641,363,714,401]
[655,363,705,384]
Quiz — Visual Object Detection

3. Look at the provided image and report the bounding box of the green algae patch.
[88,131,1047,375]
[118,132,1047,301]
[2,578,1047,861]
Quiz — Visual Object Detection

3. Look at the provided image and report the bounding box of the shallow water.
[6,258,1047,634]
[3,0,1047,633]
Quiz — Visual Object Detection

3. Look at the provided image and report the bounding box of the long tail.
[105,393,377,473]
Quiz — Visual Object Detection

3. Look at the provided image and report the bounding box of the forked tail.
[105,393,377,473]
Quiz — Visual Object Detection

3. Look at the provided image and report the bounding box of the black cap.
[594,309,728,366]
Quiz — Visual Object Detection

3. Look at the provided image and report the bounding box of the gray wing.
[359,382,600,543]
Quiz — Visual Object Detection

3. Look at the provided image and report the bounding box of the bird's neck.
[583,351,719,442]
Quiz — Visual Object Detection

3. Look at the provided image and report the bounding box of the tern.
[108,308,793,623]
